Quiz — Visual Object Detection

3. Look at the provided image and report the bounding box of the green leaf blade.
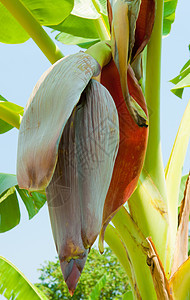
[0,256,48,300]
[165,99,190,271]
[0,95,23,133]
[0,173,20,232]
[50,15,100,40]
[170,66,190,99]
[0,173,18,195]
[0,0,74,44]
[16,187,46,220]
[0,188,20,233]
[0,173,46,231]
[55,31,100,48]
[0,3,30,44]
[163,0,178,36]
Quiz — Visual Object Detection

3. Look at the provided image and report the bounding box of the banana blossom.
[17,0,155,295]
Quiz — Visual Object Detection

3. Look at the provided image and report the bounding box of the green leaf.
[0,95,23,133]
[71,0,107,17]
[0,0,74,44]
[122,291,133,300]
[178,175,189,206]
[71,0,100,19]
[0,256,48,300]
[16,187,46,220]
[0,173,46,232]
[0,187,20,233]
[170,62,190,99]
[0,173,18,195]
[78,40,100,49]
[0,174,20,232]
[165,100,190,253]
[49,0,110,42]
[88,275,107,300]
[55,31,100,48]
[180,59,190,72]
[96,0,107,15]
[50,15,101,39]
[163,0,178,36]
[0,3,29,43]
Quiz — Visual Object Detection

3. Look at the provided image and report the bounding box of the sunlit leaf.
[71,0,100,19]
[96,0,107,15]
[0,95,23,134]
[51,15,101,40]
[170,61,190,98]
[169,257,190,300]
[0,0,74,44]
[55,31,100,48]
[163,0,178,36]
[0,4,29,43]
[165,100,190,238]
[50,0,109,45]
[0,256,48,299]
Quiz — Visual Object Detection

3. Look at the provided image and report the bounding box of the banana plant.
[0,0,189,299]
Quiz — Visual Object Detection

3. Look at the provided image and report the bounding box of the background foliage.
[35,248,130,300]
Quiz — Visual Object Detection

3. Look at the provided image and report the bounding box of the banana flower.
[17,0,155,295]
[17,51,120,294]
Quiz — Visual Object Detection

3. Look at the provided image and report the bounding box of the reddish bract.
[132,0,155,61]
[99,60,149,248]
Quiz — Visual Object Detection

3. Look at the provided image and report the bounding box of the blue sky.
[0,0,190,288]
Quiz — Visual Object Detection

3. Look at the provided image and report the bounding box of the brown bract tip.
[60,251,88,296]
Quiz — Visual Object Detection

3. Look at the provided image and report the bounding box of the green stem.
[144,0,167,200]
[128,170,169,274]
[95,17,111,40]
[104,224,135,293]
[0,104,21,129]
[91,0,111,40]
[86,41,111,69]
[112,207,157,299]
[128,0,172,277]
[0,0,64,64]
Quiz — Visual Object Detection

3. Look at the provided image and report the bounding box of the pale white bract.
[16,51,119,294]
[17,52,101,191]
